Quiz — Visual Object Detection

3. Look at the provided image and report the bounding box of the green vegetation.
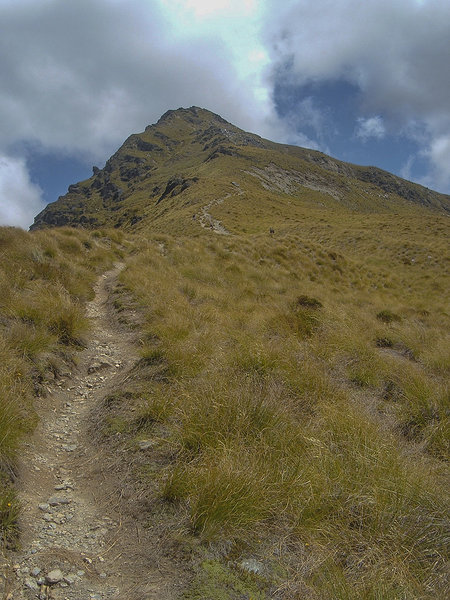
[0,226,119,544]
[184,560,269,600]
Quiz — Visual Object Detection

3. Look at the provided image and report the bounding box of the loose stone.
[63,444,78,452]
[46,569,63,584]
[24,577,39,590]
[240,558,265,574]
[138,440,154,450]
[48,496,71,506]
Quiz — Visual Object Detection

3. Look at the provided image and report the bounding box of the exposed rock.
[45,569,63,584]
[47,496,71,506]
[157,175,199,204]
[24,577,39,590]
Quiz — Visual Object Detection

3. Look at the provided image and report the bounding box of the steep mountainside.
[31,107,450,233]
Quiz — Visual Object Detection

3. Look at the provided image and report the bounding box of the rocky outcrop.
[157,175,199,204]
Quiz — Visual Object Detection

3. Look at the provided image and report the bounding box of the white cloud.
[0,155,44,229]
[399,154,415,181]
[161,0,257,19]
[356,116,386,141]
[0,0,274,162]
[264,0,450,191]
[420,134,450,192]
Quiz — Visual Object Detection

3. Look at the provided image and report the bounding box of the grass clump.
[183,559,268,600]
[295,294,322,309]
[376,309,401,323]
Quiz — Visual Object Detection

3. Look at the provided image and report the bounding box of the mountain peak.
[30,107,449,232]
[154,106,230,127]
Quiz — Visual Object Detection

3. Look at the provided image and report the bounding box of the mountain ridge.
[30,106,450,232]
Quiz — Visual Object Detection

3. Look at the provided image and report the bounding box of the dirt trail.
[1,265,178,600]
[198,182,244,234]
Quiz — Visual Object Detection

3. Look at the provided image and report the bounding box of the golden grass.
[115,221,449,598]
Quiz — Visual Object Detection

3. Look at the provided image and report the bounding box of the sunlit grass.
[116,223,449,598]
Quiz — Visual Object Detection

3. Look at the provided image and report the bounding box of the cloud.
[263,0,450,191]
[276,98,327,150]
[420,134,450,191]
[0,155,44,228]
[0,0,272,162]
[399,154,415,181]
[356,116,385,141]
[264,0,450,118]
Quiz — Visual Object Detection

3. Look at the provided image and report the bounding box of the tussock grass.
[116,224,449,598]
[0,226,118,544]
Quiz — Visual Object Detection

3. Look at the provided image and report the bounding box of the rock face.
[30,106,450,232]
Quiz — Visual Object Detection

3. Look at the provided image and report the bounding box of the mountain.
[4,108,449,599]
[31,106,450,233]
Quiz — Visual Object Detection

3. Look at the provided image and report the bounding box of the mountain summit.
[31,106,450,232]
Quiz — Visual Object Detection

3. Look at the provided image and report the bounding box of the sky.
[1,0,450,228]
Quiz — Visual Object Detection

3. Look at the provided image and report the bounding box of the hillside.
[1,108,449,599]
[31,107,450,234]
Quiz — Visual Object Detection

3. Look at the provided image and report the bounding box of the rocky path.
[0,265,173,600]
[198,181,244,234]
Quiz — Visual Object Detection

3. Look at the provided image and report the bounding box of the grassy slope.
[0,226,121,545]
[95,199,449,599]
[2,205,448,596]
